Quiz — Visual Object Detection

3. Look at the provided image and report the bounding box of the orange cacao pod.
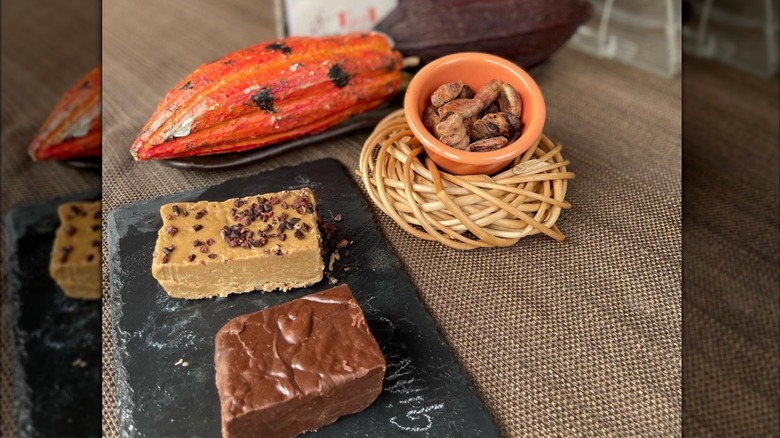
[131,32,402,160]
[28,65,102,161]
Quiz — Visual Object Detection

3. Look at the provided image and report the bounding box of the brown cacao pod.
[374,0,592,68]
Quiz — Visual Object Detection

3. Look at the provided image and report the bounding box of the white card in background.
[281,0,397,37]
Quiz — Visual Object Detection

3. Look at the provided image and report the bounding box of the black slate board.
[4,189,102,438]
[108,159,499,437]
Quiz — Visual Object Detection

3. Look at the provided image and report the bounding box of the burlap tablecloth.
[101,1,683,436]
[1,1,101,436]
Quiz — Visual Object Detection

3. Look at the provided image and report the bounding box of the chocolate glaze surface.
[215,284,386,438]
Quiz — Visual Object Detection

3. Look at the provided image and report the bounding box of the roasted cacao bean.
[431,81,464,107]
[466,136,508,152]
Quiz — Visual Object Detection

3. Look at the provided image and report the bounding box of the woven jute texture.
[102,0,681,436]
[682,55,779,436]
[0,1,101,436]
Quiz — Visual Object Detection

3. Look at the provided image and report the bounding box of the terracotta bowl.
[404,53,546,175]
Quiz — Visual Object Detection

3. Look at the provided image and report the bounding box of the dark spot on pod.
[328,64,350,88]
[266,42,292,54]
[385,58,396,72]
[179,81,193,91]
[250,87,275,113]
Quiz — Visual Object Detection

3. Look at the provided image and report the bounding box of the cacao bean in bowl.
[404,53,546,175]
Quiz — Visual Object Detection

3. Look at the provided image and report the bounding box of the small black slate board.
[4,189,102,438]
[108,159,499,437]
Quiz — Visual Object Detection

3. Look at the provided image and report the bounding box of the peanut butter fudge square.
[49,201,102,300]
[214,284,386,438]
[152,188,324,299]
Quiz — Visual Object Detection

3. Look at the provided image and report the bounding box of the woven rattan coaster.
[357,109,575,250]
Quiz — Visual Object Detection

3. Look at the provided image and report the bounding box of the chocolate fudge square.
[214,284,386,438]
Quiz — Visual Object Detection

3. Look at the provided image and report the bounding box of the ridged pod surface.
[375,0,592,68]
[28,65,102,160]
[131,32,402,160]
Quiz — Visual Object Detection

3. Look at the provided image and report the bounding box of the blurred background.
[1,1,101,437]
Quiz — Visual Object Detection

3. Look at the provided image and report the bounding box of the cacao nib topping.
[162,255,169,264]
[234,199,245,207]
[288,217,299,226]
[165,226,178,235]
[86,254,95,262]
[250,87,275,113]
[92,240,100,247]
[294,229,305,240]
[277,221,287,233]
[60,246,73,263]
[166,214,173,220]
[195,210,207,219]
[328,63,350,88]
[206,238,215,246]
[181,210,189,217]
[300,222,311,233]
[193,239,203,247]
[91,224,101,231]
[268,196,280,205]
[172,205,179,215]
[69,205,83,216]
[64,225,76,236]
[193,224,203,231]
[266,42,292,54]
[187,254,196,262]
[263,249,271,255]
[230,208,237,216]
[208,253,217,259]
[272,246,283,256]
[264,224,272,232]
[280,202,288,209]
[262,204,272,212]
[162,245,174,255]
[199,245,209,253]
[277,233,286,241]
[334,213,343,222]
[93,210,101,219]
[221,224,263,249]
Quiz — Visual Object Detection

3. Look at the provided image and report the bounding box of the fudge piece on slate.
[215,284,386,438]
[49,201,102,299]
[151,188,324,299]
